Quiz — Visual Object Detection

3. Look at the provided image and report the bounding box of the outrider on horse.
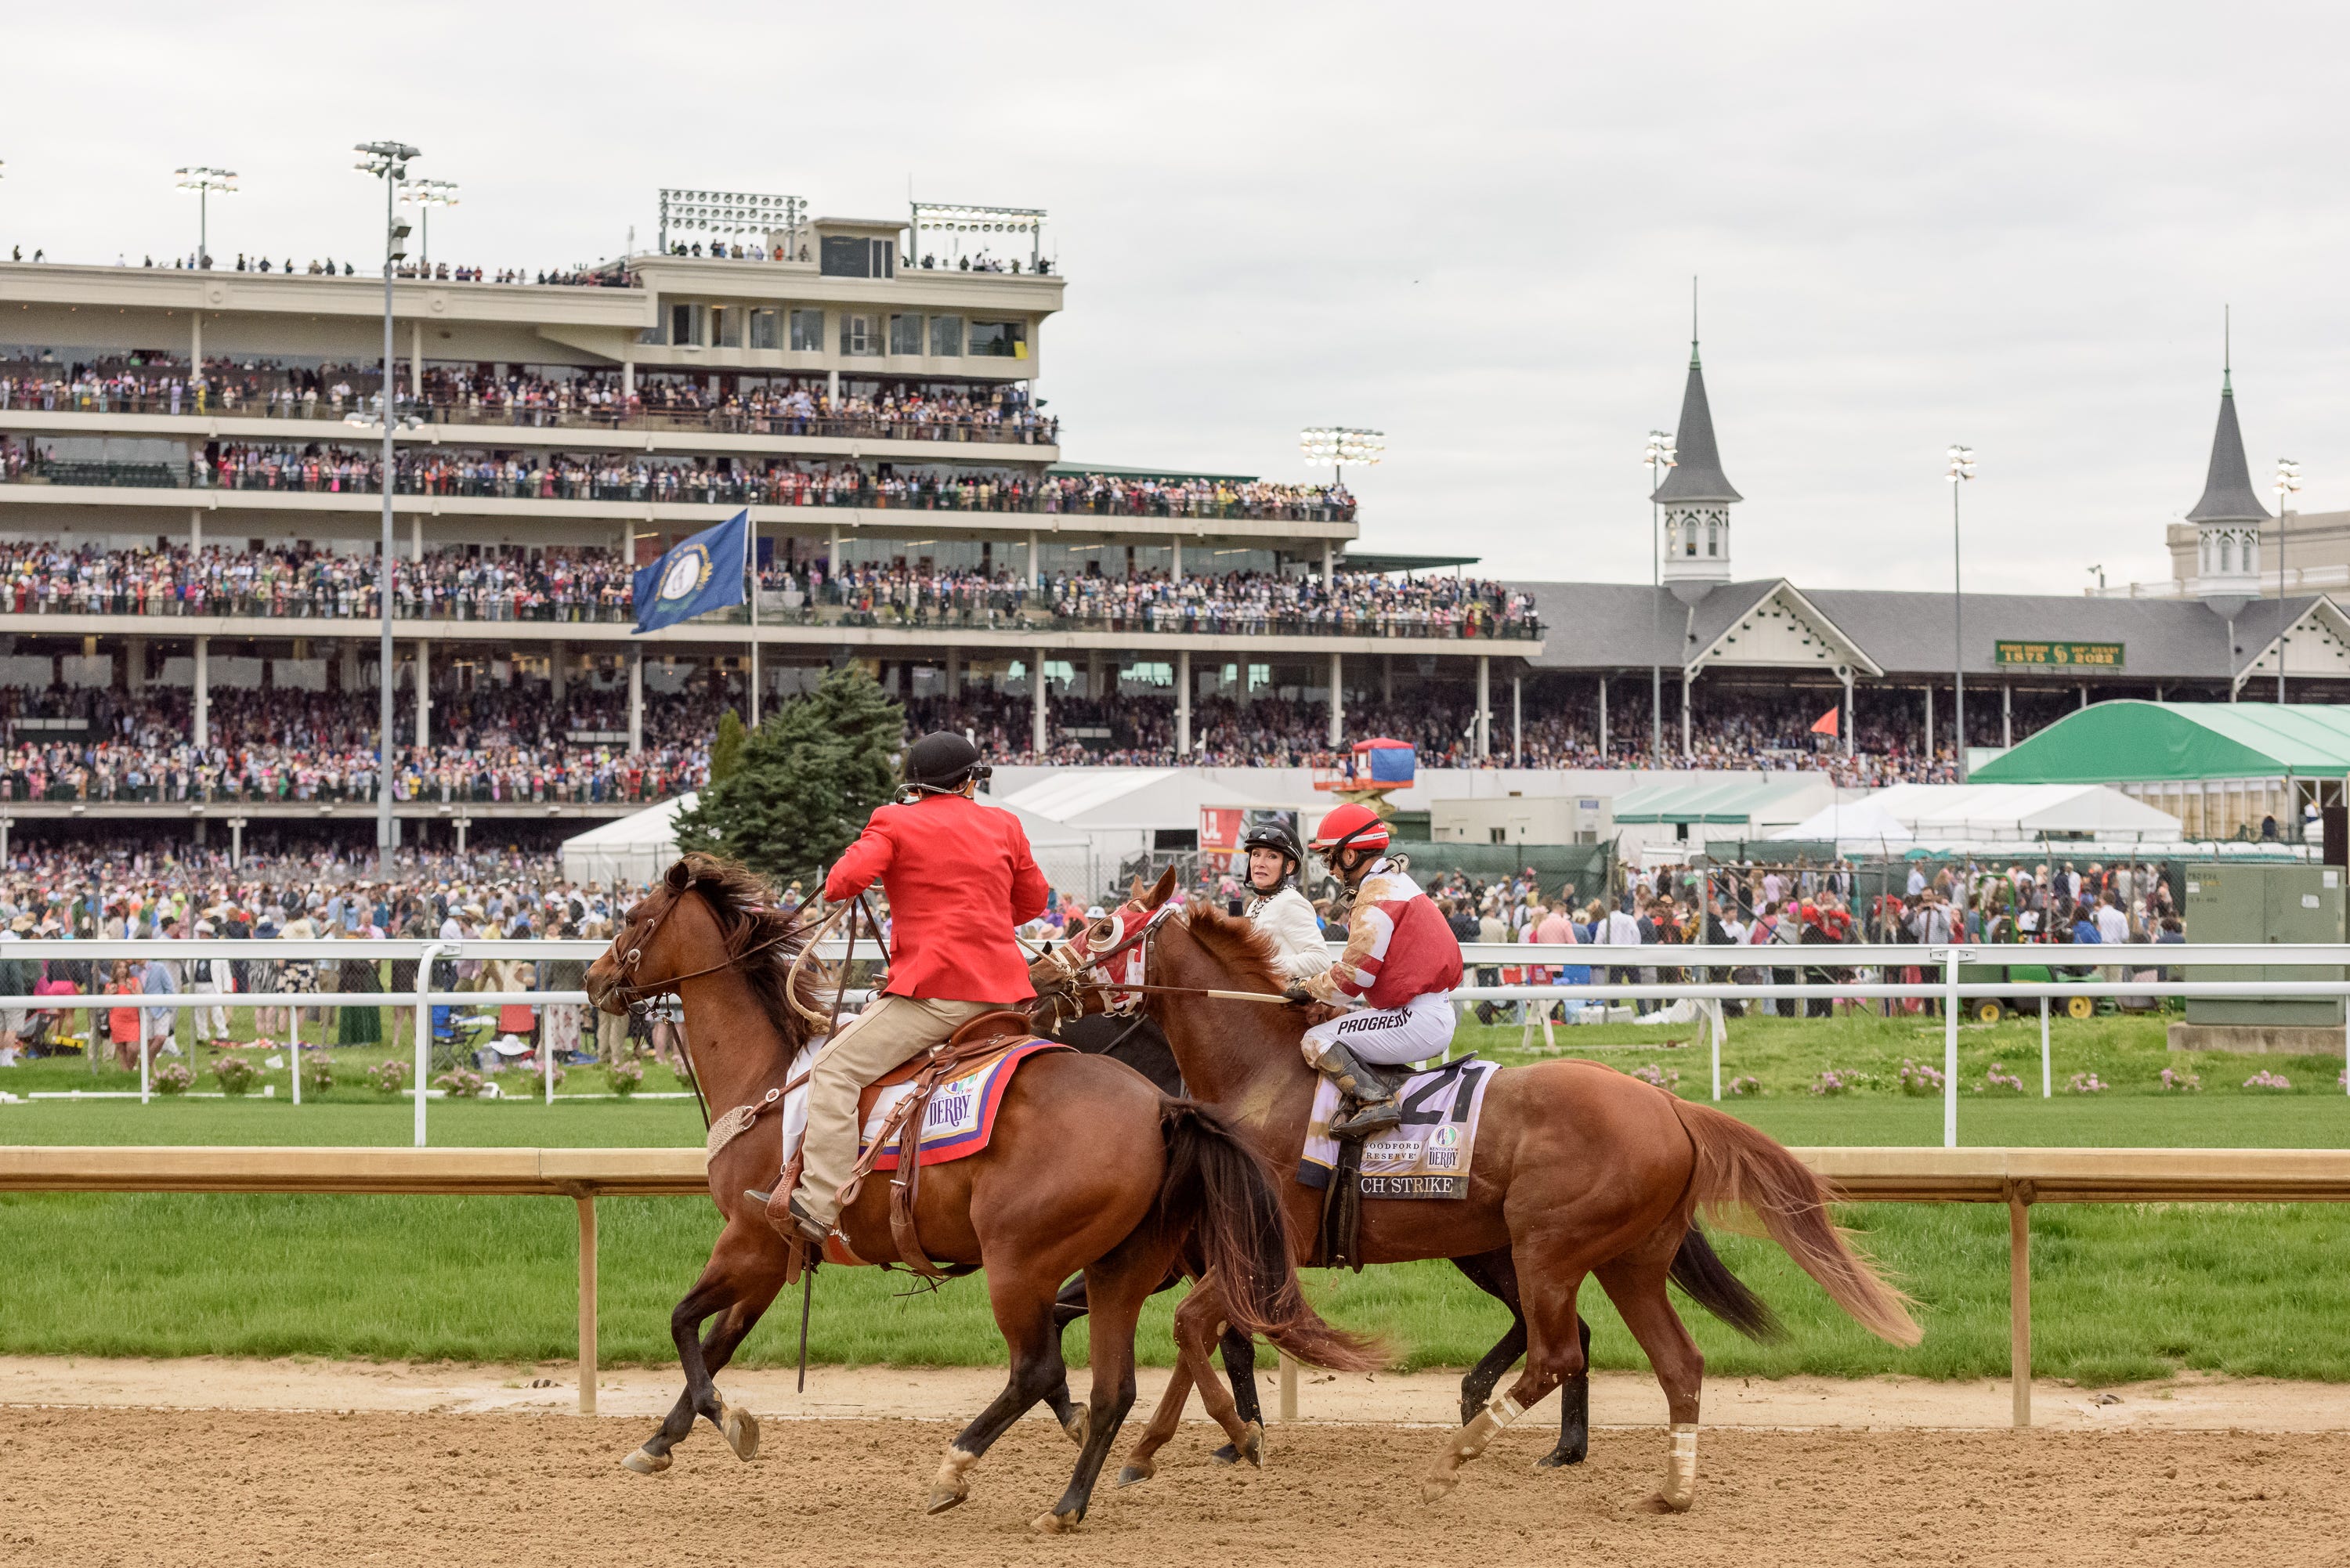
[1034,857,1920,1512]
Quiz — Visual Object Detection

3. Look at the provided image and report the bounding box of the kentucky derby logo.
[658,544,713,604]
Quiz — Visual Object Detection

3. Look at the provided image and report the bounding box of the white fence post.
[138,1008,149,1105]
[2040,997,2052,1099]
[1943,947,1961,1149]
[415,942,443,1148]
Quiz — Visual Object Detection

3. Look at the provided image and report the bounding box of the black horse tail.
[1155,1100,1383,1373]
[1669,1223,1786,1342]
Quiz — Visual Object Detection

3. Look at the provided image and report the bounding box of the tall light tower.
[173,166,236,269]
[399,179,459,272]
[356,140,420,873]
[1299,426,1385,487]
[1946,444,1976,780]
[2275,457,2302,703]
[1643,428,1677,760]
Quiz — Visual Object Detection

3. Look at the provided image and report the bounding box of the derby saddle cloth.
[710,1011,1068,1280]
[1298,1054,1499,1201]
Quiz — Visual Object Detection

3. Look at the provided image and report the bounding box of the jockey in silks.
[1283,801,1464,1139]
[750,732,1047,1246]
[1240,819,1331,984]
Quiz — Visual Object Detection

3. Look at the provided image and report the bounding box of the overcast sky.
[6,2,2340,593]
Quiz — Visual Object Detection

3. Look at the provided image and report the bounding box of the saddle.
[768,1010,1039,1283]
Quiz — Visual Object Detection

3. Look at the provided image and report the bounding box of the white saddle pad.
[1298,1055,1498,1200]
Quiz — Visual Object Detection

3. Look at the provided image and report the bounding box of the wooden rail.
[6,1144,2348,1427]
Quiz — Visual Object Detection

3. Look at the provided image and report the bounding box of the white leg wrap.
[1446,1392,1524,1463]
[1658,1423,1698,1512]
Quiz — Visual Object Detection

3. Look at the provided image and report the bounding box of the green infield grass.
[2,1009,2348,1384]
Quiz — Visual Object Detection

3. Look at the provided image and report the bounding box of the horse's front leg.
[624,1220,784,1474]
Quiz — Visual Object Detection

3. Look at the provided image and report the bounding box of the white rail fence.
[2,940,2346,1146]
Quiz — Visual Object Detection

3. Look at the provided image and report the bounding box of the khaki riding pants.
[796,995,1007,1230]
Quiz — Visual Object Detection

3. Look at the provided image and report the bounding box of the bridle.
[602,882,804,1014]
[1030,898,1181,1029]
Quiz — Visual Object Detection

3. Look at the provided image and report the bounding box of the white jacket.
[1246,884,1331,981]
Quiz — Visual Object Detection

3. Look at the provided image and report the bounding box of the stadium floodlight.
[911,201,1049,269]
[657,189,803,255]
[2275,457,2303,703]
[1945,445,1976,786]
[173,166,237,270]
[1300,427,1386,481]
[399,179,459,269]
[1643,429,1676,759]
[354,139,421,875]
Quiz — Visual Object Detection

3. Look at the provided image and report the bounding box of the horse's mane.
[1177,898,1287,992]
[661,853,822,1047]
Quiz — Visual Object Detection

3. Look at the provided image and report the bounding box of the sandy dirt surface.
[1,1404,2344,1567]
[0,1353,2345,1433]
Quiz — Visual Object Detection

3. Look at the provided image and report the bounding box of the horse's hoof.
[1061,1406,1090,1447]
[620,1446,671,1476]
[1641,1490,1693,1514]
[1534,1445,1587,1469]
[924,1489,967,1516]
[1030,1508,1083,1534]
[1210,1443,1240,1465]
[927,1445,977,1514]
[1420,1472,1459,1505]
[1115,1463,1154,1488]
[721,1403,761,1462]
[1239,1420,1264,1468]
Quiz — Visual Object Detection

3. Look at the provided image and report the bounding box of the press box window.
[929,315,963,356]
[819,236,898,279]
[712,306,743,349]
[967,319,1028,359]
[839,314,879,356]
[748,309,779,350]
[668,302,708,347]
[787,309,825,352]
[888,314,924,356]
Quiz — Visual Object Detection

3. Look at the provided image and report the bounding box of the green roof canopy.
[1611,775,1823,825]
[1972,702,2350,784]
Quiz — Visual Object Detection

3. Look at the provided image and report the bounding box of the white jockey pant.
[1302,991,1458,1069]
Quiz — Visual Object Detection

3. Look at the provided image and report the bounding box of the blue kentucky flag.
[632,511,748,634]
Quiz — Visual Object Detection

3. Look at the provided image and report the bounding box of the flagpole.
[748,515,761,728]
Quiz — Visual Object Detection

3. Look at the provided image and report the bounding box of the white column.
[1177,649,1191,757]
[1512,674,1523,766]
[827,525,841,577]
[622,359,634,397]
[190,508,202,556]
[1681,670,1693,759]
[125,636,147,695]
[1599,676,1608,753]
[1031,645,1049,755]
[627,650,644,752]
[1842,669,1856,757]
[1328,652,1343,746]
[409,320,423,414]
[1170,535,1183,582]
[410,515,423,563]
[193,637,211,748]
[339,638,358,692]
[1026,529,1039,589]
[1925,684,1934,759]
[191,311,202,375]
[1476,656,1491,761]
[945,645,960,696]
[1085,649,1103,700]
[1321,541,1334,588]
[414,640,431,750]
[2002,682,2012,748]
[551,641,567,704]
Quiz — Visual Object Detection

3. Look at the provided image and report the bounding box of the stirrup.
[1330,1098,1401,1140]
[746,1187,828,1247]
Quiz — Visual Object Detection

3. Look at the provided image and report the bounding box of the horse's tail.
[1670,1100,1920,1346]
[1668,1223,1784,1342]
[1156,1100,1383,1373]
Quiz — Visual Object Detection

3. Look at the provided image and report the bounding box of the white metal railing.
[2,940,2345,1148]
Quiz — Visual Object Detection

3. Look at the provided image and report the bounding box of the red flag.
[1810,706,1841,737]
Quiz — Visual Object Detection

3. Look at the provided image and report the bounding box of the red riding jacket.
[822,792,1050,1002]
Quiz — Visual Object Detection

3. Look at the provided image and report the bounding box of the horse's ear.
[1128,874,1148,904]
[1147,865,1179,909]
[664,859,692,893]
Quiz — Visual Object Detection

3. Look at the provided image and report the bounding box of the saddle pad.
[776,1038,1067,1174]
[1296,1055,1497,1201]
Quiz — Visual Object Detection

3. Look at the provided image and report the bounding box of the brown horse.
[582,854,1374,1532]
[1034,882,1918,1512]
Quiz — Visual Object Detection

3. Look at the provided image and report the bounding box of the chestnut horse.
[1035,882,1919,1512]
[583,854,1374,1533]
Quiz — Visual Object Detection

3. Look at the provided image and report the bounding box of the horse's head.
[1025,865,1182,1026]
[585,854,822,1039]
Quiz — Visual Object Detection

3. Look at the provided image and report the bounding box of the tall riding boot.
[1318,1041,1401,1139]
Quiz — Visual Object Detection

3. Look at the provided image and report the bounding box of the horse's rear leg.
[1209,1324,1262,1464]
[1596,1243,1705,1512]
[1115,1336,1196,1486]
[1171,1284,1260,1464]
[1036,1234,1170,1533]
[927,1261,1070,1515]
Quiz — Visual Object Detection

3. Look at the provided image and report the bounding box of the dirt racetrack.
[2,1405,2344,1568]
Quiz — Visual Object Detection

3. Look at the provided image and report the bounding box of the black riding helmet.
[1241,820,1303,890]
[902,731,991,797]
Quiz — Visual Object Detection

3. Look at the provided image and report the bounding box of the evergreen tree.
[709,708,748,786]
[674,665,903,887]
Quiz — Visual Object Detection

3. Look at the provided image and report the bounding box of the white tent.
[1770,798,1916,844]
[1855,782,2181,840]
[559,794,699,889]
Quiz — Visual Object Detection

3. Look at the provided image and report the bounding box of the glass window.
[888,313,924,356]
[668,302,707,347]
[788,309,824,352]
[839,314,878,356]
[967,319,1028,359]
[819,236,870,278]
[929,314,963,357]
[749,309,779,350]
[712,306,741,349]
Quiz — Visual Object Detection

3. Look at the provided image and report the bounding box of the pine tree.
[674,665,903,887]
[709,708,748,786]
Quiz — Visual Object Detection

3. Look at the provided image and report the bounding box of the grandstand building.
[0,206,1536,851]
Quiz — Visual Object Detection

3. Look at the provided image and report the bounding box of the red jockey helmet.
[1308,802,1391,858]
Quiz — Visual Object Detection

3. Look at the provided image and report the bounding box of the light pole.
[173,167,236,269]
[400,179,459,273]
[1946,445,1976,781]
[356,140,420,874]
[1644,429,1677,761]
[1300,426,1385,490]
[2274,459,2302,703]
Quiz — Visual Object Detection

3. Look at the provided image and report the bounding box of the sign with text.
[1994,641,2124,670]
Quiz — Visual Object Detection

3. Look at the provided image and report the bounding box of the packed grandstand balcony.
[0,357,1060,443]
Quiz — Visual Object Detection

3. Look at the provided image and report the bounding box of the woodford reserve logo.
[1994,641,2124,670]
